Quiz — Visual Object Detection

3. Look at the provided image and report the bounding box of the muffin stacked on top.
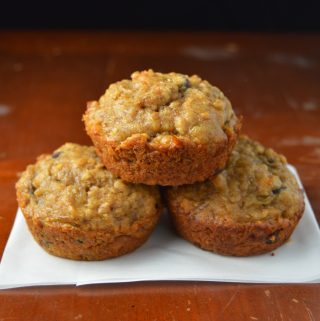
[83,70,241,186]
[16,69,305,260]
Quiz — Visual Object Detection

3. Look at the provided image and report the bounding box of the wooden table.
[0,32,319,321]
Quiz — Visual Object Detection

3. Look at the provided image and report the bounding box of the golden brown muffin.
[83,69,241,186]
[16,143,162,261]
[165,136,305,256]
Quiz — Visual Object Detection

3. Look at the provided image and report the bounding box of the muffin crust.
[166,136,305,256]
[16,143,162,260]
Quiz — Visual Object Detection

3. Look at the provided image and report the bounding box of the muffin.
[16,143,162,261]
[165,136,305,256]
[83,69,241,186]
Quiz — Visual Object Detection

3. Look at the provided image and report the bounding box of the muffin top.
[16,143,161,230]
[167,136,304,224]
[84,69,238,146]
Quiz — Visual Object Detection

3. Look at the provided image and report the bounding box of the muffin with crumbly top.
[83,69,241,186]
[165,136,305,256]
[16,143,162,260]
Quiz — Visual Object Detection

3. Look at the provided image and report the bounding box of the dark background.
[1,1,320,31]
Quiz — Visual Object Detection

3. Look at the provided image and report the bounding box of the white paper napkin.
[0,165,319,289]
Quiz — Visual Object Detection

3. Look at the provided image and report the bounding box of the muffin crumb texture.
[170,136,303,223]
[85,69,237,145]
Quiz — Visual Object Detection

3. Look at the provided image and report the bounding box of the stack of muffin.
[16,70,305,260]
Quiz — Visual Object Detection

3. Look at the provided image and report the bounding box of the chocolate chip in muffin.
[52,151,62,159]
[266,230,281,244]
[29,184,36,195]
[179,77,190,93]
[272,187,286,195]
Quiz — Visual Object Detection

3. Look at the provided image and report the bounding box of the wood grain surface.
[0,31,319,321]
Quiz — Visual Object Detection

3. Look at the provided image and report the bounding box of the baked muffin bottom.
[25,215,158,261]
[87,119,241,186]
[167,200,303,256]
[165,136,305,256]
